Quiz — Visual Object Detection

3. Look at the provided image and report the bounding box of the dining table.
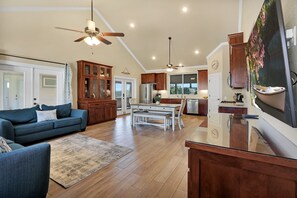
[130,103,181,131]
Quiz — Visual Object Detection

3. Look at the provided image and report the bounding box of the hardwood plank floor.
[47,114,207,198]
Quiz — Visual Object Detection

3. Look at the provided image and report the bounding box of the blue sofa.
[0,104,87,144]
[0,140,50,198]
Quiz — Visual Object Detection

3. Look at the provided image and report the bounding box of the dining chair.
[169,98,187,130]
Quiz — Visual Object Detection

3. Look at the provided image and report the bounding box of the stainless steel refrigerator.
[139,84,155,103]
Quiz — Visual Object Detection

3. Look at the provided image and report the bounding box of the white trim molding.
[206,42,229,60]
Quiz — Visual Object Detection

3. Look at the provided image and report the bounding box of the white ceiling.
[0,0,240,70]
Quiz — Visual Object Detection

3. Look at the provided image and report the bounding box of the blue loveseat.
[0,103,87,144]
[0,140,50,198]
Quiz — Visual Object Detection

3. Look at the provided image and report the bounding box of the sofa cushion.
[0,105,40,125]
[36,110,57,122]
[6,141,23,150]
[41,103,71,118]
[53,117,81,128]
[14,121,54,137]
[0,137,12,153]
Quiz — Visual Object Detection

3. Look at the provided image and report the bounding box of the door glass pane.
[126,82,132,109]
[100,79,105,98]
[92,79,98,99]
[106,68,111,77]
[106,80,111,97]
[115,81,122,111]
[84,64,90,75]
[93,65,98,75]
[85,78,90,98]
[39,75,57,105]
[3,72,24,110]
[100,67,105,77]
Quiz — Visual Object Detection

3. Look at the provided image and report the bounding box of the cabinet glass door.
[106,68,111,77]
[92,79,98,99]
[85,78,91,98]
[93,65,98,76]
[100,79,105,98]
[84,64,91,75]
[100,67,105,77]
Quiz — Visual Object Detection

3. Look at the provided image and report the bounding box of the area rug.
[49,134,132,188]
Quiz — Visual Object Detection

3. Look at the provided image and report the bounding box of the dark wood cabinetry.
[141,73,167,90]
[77,60,116,125]
[218,106,247,114]
[141,73,156,84]
[186,113,297,198]
[198,99,208,116]
[155,73,167,90]
[198,70,208,90]
[228,32,247,89]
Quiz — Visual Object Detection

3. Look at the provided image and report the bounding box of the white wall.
[241,0,297,146]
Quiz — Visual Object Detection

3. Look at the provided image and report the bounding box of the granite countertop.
[218,101,247,108]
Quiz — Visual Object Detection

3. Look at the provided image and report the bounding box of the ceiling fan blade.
[97,36,112,45]
[101,32,125,37]
[74,36,87,42]
[55,27,84,33]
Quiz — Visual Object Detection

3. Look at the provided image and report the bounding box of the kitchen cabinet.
[77,60,116,125]
[218,106,247,114]
[141,73,156,84]
[141,73,167,90]
[198,70,208,90]
[198,99,208,116]
[228,32,247,89]
[155,73,167,90]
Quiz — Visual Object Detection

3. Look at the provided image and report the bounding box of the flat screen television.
[246,0,297,127]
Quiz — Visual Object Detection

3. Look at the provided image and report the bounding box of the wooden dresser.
[186,113,297,197]
[77,60,116,125]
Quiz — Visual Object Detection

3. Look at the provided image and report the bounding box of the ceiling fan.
[55,0,124,46]
[166,37,183,72]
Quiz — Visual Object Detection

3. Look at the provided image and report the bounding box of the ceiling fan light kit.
[55,0,124,46]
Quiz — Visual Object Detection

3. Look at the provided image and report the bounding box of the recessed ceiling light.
[152,56,156,60]
[195,50,200,55]
[179,63,183,66]
[182,7,188,13]
[130,23,135,28]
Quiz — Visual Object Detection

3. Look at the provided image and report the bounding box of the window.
[170,74,197,95]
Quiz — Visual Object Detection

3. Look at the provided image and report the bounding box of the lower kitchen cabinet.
[78,100,117,125]
[160,98,187,114]
[198,99,208,116]
[218,106,247,114]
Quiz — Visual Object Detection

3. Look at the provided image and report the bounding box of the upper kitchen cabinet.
[228,32,247,89]
[198,70,208,90]
[141,73,155,84]
[141,73,167,90]
[155,73,167,90]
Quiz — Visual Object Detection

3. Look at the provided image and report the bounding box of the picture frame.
[42,76,56,88]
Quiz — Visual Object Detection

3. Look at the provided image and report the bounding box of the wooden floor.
[47,114,207,198]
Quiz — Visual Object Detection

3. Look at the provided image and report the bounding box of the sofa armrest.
[71,109,87,130]
[0,143,51,198]
[0,118,14,141]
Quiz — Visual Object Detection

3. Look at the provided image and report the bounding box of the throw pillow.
[36,109,57,122]
[0,137,12,153]
[41,103,71,118]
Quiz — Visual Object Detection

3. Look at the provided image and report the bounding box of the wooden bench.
[132,111,170,131]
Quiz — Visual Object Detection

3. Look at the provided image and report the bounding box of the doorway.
[0,62,64,109]
[114,77,135,115]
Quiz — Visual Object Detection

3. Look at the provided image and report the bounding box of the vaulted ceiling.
[0,0,240,70]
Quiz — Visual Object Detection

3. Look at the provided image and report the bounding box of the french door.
[115,78,135,115]
[0,62,64,110]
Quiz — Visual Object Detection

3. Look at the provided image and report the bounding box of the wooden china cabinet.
[77,60,116,125]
